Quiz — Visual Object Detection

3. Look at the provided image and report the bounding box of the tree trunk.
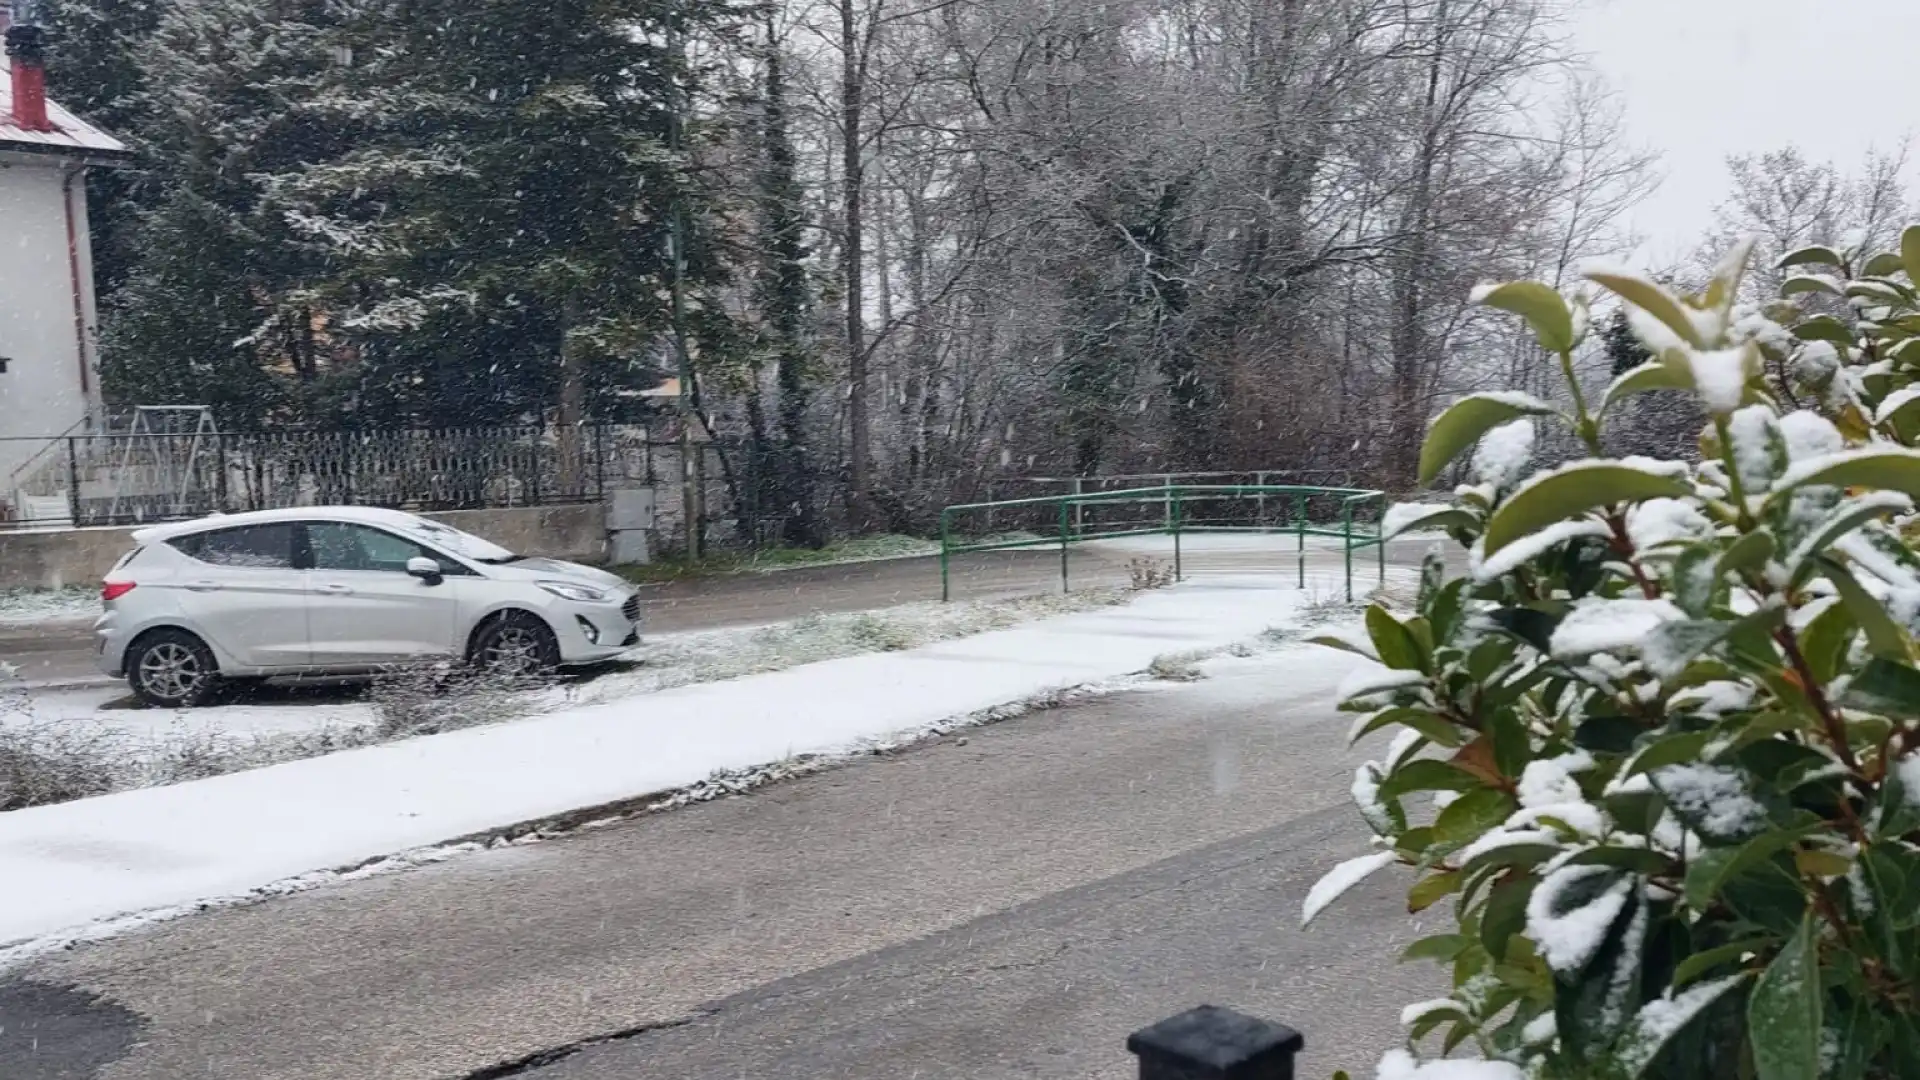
[1388,0,1447,489]
[759,22,821,548]
[558,298,588,496]
[840,0,871,530]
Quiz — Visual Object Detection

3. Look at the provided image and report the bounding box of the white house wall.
[0,153,100,493]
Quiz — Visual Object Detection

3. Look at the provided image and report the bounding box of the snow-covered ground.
[8,589,1138,749]
[0,577,1328,961]
[0,586,98,626]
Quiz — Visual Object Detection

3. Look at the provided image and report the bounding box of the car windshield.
[391,515,520,564]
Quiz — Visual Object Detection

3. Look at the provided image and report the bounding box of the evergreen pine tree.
[100,0,346,424]
[1602,306,1651,376]
[38,0,160,298]
[752,26,821,547]
[269,0,742,430]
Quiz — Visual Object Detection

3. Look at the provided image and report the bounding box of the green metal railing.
[937,483,1388,602]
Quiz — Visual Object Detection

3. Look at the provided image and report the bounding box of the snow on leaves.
[1302,237,1920,1077]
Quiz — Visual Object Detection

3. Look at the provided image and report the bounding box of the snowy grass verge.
[0,615,1324,972]
[0,586,98,626]
[1,589,1137,812]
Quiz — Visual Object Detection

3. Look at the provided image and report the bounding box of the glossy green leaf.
[1643,619,1733,679]
[1611,973,1749,1078]
[1625,731,1711,778]
[1903,225,1920,286]
[1555,882,1644,1058]
[1669,544,1719,617]
[1772,448,1920,501]
[1407,869,1461,913]
[1378,759,1480,801]
[1798,598,1856,683]
[1308,634,1378,661]
[1673,939,1765,988]
[1367,606,1427,672]
[1748,912,1821,1080]
[1653,763,1772,845]
[1601,358,1693,415]
[1847,280,1907,305]
[1718,529,1776,579]
[1485,607,1559,653]
[1786,493,1913,583]
[1842,657,1920,719]
[1480,874,1536,961]
[1704,237,1758,313]
[1780,274,1842,297]
[1587,270,1706,347]
[1386,507,1477,539]
[1432,788,1516,847]
[1418,392,1559,487]
[1865,251,1907,279]
[1474,280,1576,353]
[1778,245,1845,271]
[1684,831,1803,910]
[1401,933,1470,963]
[1824,559,1910,660]
[1483,464,1690,556]
[1792,315,1855,345]
[1350,706,1465,749]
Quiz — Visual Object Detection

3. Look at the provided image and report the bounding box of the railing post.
[940,507,952,603]
[214,432,229,512]
[530,427,544,507]
[1295,494,1306,589]
[1377,497,1387,587]
[594,423,607,503]
[342,432,356,505]
[1059,497,1070,595]
[65,436,80,526]
[1172,488,1183,583]
[1128,1006,1303,1080]
[1162,474,1173,529]
[1343,500,1355,603]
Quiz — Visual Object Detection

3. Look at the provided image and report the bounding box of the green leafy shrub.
[1304,231,1920,1079]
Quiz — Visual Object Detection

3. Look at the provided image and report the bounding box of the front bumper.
[554,593,643,664]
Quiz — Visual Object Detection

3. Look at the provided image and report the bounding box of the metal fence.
[0,425,659,530]
[937,483,1389,602]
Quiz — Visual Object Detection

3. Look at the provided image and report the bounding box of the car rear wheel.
[471,612,559,679]
[128,629,222,708]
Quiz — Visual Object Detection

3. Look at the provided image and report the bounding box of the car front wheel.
[471,612,560,679]
[128,629,222,708]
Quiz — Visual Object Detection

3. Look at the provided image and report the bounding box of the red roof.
[0,55,129,160]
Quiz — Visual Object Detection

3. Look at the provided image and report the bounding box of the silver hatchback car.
[96,507,642,707]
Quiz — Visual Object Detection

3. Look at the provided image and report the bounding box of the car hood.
[482,558,630,591]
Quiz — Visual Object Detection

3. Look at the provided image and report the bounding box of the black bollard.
[1126,1005,1305,1080]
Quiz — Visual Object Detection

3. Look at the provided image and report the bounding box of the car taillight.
[102,581,136,603]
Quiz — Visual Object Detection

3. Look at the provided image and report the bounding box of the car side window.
[307,522,469,575]
[168,524,298,569]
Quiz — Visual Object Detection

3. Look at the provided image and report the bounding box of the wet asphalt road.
[0,644,1435,1080]
[0,537,1455,1079]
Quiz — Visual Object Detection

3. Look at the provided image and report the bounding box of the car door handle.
[185,580,222,592]
[314,583,355,595]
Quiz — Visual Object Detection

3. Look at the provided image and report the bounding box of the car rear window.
[168,524,299,569]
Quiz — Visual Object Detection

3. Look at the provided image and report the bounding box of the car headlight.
[537,580,609,603]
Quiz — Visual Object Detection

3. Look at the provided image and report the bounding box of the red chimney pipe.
[6,20,52,133]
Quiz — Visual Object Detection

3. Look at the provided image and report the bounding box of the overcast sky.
[1571,0,1920,264]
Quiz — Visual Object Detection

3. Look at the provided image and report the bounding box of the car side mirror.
[406,556,444,585]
